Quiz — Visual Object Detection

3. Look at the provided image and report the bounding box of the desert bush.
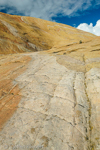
[79,40,82,44]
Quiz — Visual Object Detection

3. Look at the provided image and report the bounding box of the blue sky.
[0,0,100,35]
[52,7,100,27]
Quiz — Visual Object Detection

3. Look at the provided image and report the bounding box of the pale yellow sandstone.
[0,12,100,150]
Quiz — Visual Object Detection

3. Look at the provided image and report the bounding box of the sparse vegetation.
[79,40,82,44]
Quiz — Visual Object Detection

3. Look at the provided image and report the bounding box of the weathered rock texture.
[0,13,100,150]
[0,12,95,54]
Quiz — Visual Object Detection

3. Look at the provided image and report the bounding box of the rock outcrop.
[0,12,95,54]
[0,13,100,150]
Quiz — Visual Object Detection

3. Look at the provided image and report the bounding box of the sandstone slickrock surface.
[0,13,100,150]
[0,12,95,54]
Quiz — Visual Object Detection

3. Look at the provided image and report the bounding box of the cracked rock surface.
[0,12,100,150]
[0,52,100,150]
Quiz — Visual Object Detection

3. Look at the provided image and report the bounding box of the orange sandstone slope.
[0,12,96,54]
[0,13,100,150]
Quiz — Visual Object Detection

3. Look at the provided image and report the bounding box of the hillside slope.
[0,12,96,54]
[0,13,100,150]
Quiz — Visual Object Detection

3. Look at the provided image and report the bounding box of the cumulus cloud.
[0,0,100,21]
[77,20,100,36]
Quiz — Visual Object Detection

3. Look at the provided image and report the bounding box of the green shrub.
[79,40,82,44]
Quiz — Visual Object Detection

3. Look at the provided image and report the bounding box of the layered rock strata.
[0,12,100,150]
[0,52,100,150]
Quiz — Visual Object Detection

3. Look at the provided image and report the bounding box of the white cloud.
[0,0,100,21]
[77,20,100,36]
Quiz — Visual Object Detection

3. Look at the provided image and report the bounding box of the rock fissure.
[0,12,100,150]
[84,74,92,150]
[73,72,77,126]
[83,54,93,150]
